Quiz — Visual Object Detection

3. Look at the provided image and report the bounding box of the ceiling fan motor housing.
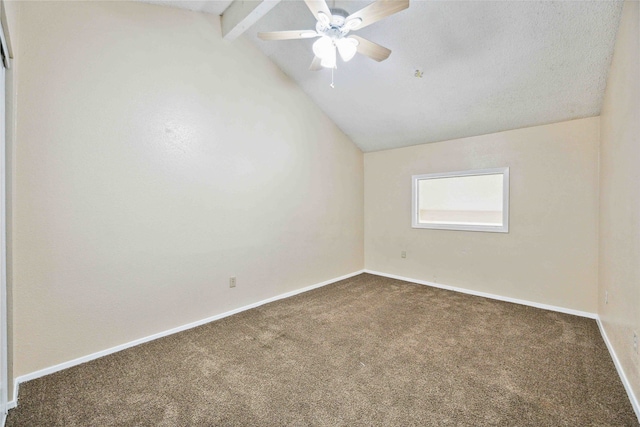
[316,8,352,37]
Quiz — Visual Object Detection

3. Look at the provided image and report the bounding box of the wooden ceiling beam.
[221,0,281,41]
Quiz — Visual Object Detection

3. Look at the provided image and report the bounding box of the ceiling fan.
[258,0,409,70]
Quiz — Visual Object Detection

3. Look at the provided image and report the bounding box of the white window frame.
[411,167,510,233]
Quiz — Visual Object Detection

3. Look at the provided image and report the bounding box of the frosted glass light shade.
[320,46,336,68]
[313,36,334,59]
[336,37,359,62]
[313,36,336,69]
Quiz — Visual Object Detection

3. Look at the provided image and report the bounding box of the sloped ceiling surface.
[140,1,623,152]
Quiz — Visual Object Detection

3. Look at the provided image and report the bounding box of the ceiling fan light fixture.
[313,36,337,68]
[319,45,337,68]
[336,37,359,62]
[320,55,336,69]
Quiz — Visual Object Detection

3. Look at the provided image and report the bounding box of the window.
[412,167,509,233]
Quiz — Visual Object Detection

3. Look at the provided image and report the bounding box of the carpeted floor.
[6,273,639,426]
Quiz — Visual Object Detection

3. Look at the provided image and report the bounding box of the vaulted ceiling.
[140,0,623,152]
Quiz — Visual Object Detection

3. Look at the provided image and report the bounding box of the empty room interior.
[0,0,638,425]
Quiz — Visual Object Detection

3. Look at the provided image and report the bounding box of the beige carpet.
[6,273,639,426]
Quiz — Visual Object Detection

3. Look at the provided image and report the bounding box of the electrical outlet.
[634,332,638,354]
[605,290,608,304]
[229,277,236,288]
[401,251,407,259]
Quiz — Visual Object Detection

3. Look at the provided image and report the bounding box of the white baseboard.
[596,318,640,422]
[6,269,364,410]
[364,270,597,319]
[6,383,16,410]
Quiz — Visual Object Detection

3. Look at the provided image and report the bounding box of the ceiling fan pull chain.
[330,67,335,89]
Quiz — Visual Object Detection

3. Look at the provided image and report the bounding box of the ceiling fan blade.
[303,0,332,22]
[350,35,391,62]
[346,0,409,31]
[258,31,319,41]
[309,56,323,71]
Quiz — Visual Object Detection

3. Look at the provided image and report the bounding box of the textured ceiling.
[138,1,623,152]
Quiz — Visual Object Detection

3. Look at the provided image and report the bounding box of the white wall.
[365,117,599,313]
[12,1,363,378]
[598,0,640,410]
